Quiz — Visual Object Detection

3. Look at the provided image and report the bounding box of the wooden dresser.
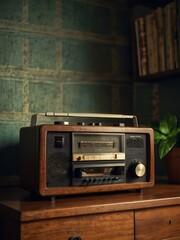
[0,184,180,240]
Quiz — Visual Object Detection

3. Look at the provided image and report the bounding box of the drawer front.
[21,211,134,240]
[135,205,180,240]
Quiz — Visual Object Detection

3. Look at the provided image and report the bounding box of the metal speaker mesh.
[46,152,70,187]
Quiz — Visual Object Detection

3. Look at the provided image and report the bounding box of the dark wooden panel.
[0,209,20,240]
[21,211,134,240]
[135,206,180,240]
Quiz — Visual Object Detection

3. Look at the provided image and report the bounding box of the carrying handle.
[30,112,138,127]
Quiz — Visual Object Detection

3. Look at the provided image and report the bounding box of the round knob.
[102,177,107,182]
[69,236,81,240]
[129,161,146,178]
[90,178,95,183]
[169,219,173,224]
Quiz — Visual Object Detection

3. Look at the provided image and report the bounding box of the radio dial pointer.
[77,156,81,161]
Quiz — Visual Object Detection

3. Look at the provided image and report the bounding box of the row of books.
[134,0,180,76]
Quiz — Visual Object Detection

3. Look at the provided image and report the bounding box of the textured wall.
[134,79,180,178]
[0,0,132,185]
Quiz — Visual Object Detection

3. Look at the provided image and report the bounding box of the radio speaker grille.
[46,152,70,187]
[126,134,148,182]
[46,132,71,187]
[126,138,144,148]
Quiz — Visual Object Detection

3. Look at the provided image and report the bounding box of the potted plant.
[154,115,180,183]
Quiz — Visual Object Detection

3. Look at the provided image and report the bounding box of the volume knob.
[129,161,146,178]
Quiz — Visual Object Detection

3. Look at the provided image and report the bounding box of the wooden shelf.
[128,0,173,8]
[135,68,180,83]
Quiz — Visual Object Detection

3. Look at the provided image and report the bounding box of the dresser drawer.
[135,206,180,240]
[21,211,134,240]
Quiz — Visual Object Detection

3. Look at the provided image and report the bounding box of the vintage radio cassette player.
[20,112,154,197]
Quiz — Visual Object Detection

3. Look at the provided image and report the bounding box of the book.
[151,11,159,73]
[135,17,148,76]
[138,17,148,75]
[177,0,180,68]
[155,7,165,72]
[134,19,142,76]
[133,4,152,76]
[145,13,153,74]
[172,1,179,68]
[145,12,159,74]
[134,1,179,77]
[163,3,175,70]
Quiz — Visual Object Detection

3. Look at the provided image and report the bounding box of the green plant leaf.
[153,115,180,158]
[159,115,177,135]
[167,115,177,132]
[159,119,170,135]
[159,137,176,159]
[154,130,167,144]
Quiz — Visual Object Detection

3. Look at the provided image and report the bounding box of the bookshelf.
[134,68,180,82]
[131,0,180,82]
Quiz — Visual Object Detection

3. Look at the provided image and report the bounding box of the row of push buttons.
[82,176,120,184]
[54,121,125,126]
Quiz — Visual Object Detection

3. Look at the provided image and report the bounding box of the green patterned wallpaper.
[0,0,132,185]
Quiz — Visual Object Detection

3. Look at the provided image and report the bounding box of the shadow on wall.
[0,143,20,186]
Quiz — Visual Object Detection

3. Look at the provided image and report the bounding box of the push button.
[54,136,64,148]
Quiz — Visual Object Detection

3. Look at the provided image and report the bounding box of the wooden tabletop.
[0,183,180,222]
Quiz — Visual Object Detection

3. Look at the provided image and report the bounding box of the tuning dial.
[129,161,146,178]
